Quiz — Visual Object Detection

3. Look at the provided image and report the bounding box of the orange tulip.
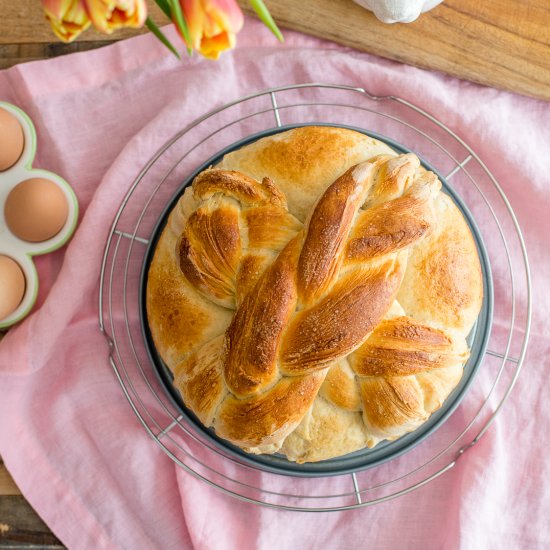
[42,0,91,42]
[178,0,244,59]
[85,0,147,33]
[42,0,147,42]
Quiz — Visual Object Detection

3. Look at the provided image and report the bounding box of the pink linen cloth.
[0,19,549,549]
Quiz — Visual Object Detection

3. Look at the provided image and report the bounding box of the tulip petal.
[205,0,243,33]
[199,31,234,59]
[42,0,73,19]
[178,0,242,58]
[85,0,147,33]
[43,0,91,42]
[171,0,194,51]
[180,0,205,50]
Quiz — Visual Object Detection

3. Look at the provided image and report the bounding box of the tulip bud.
[85,0,147,33]
[42,0,91,42]
[178,0,244,59]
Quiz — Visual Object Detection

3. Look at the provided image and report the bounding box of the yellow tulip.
[42,0,91,42]
[178,0,244,59]
[85,0,147,33]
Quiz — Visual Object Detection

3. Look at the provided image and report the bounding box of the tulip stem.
[248,0,284,42]
[154,0,172,19]
[167,0,193,55]
[146,17,181,58]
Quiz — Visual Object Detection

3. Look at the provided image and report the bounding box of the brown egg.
[0,255,26,320]
[0,107,25,171]
[5,178,69,242]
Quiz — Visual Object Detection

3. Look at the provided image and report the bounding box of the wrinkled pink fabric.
[0,19,549,549]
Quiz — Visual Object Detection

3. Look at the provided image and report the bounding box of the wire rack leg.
[351,473,362,504]
[114,229,150,245]
[445,155,473,179]
[157,416,183,439]
[270,92,282,128]
[486,350,519,363]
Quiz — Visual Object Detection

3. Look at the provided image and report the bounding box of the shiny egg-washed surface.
[142,125,492,476]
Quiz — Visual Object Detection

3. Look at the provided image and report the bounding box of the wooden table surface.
[0,0,549,99]
[0,0,548,546]
[1,459,63,548]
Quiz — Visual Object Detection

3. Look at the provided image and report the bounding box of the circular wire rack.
[98,83,532,511]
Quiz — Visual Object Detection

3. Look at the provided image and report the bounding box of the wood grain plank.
[0,0,549,99]
[452,0,550,38]
[0,496,64,548]
[240,0,550,100]
[0,462,21,496]
[0,41,118,69]
[1,459,62,547]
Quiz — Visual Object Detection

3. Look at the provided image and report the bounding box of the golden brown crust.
[218,126,396,220]
[297,162,376,306]
[364,153,419,206]
[235,252,273,305]
[350,316,469,377]
[174,336,227,427]
[146,260,216,368]
[319,359,362,412]
[224,237,300,398]
[146,204,233,369]
[347,172,439,261]
[146,126,483,463]
[178,200,241,307]
[215,372,325,448]
[193,169,286,207]
[397,193,483,336]
[244,205,301,250]
[281,259,405,373]
[359,376,427,439]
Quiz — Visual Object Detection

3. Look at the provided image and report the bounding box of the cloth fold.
[1,19,549,549]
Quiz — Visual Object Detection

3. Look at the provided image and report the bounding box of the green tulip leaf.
[249,0,284,42]
[154,0,172,19]
[146,17,180,59]
[167,0,193,55]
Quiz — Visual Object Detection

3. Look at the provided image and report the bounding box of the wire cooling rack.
[98,83,532,511]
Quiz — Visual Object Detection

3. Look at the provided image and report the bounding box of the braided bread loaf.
[146,126,482,463]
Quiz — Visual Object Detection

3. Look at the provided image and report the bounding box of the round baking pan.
[140,123,494,477]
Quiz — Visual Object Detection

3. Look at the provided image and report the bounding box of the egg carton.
[0,101,78,329]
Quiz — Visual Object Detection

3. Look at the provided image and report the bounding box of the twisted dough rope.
[173,153,469,455]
